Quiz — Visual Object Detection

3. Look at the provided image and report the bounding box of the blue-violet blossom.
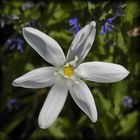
[7,98,18,112]
[122,96,133,108]
[111,2,125,16]
[68,18,80,37]
[100,16,116,35]
[7,37,23,52]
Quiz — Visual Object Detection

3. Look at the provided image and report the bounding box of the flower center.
[63,65,74,77]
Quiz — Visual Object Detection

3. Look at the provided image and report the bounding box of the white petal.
[23,27,65,67]
[77,62,129,83]
[38,79,68,129]
[67,79,97,122]
[66,21,96,66]
[12,67,57,88]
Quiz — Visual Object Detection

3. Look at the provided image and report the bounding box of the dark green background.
[0,1,140,139]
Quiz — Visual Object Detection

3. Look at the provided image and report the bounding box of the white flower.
[12,21,129,129]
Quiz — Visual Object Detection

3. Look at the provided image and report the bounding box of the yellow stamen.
[63,65,74,77]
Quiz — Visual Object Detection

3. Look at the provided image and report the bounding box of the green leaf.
[119,111,138,134]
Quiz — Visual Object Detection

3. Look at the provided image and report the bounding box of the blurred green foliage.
[0,0,140,140]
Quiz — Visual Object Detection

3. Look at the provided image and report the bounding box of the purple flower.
[111,2,125,17]
[68,18,78,25]
[100,16,116,35]
[68,18,80,37]
[27,20,38,27]
[17,38,24,52]
[106,16,116,24]
[122,96,133,108]
[7,98,18,112]
[7,37,24,53]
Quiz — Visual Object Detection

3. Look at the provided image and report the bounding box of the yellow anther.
[63,65,74,77]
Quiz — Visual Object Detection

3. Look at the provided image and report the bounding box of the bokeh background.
[0,0,140,140]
